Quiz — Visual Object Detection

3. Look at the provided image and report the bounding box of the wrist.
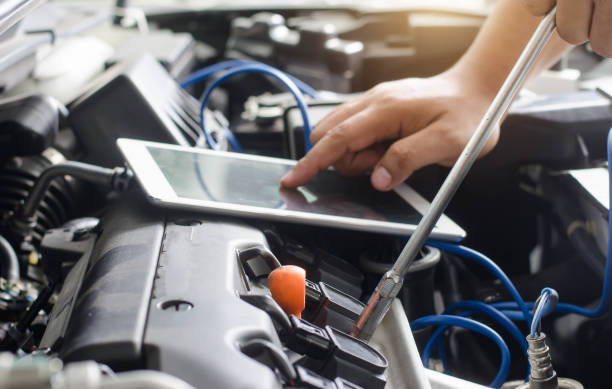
[436,63,500,106]
[441,61,503,102]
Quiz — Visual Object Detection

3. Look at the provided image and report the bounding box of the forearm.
[444,0,571,98]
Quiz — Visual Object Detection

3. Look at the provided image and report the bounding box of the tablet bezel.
[117,138,466,241]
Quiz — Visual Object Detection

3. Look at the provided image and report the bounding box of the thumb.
[370,127,458,191]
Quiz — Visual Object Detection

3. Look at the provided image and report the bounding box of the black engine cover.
[42,193,282,389]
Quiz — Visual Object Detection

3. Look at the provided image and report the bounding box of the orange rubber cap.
[268,265,306,318]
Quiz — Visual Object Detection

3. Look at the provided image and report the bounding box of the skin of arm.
[281,0,571,191]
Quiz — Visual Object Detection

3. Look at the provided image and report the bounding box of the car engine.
[0,1,611,388]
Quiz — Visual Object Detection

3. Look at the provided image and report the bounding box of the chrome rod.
[353,7,558,341]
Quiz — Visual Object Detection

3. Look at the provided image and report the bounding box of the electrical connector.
[509,333,584,389]
[526,333,557,389]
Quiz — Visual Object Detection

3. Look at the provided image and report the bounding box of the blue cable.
[450,301,528,351]
[200,64,314,152]
[428,241,532,324]
[426,324,449,367]
[181,60,245,88]
[491,302,535,311]
[181,59,319,99]
[422,302,529,374]
[411,315,511,389]
[436,332,449,372]
[495,302,588,320]
[497,310,527,321]
[420,244,531,382]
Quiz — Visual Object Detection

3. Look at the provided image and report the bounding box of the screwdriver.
[352,7,559,341]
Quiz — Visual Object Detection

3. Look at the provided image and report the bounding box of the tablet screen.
[147,147,423,226]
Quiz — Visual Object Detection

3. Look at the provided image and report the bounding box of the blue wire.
[181,59,319,99]
[181,59,245,88]
[224,128,244,152]
[497,310,527,321]
[199,64,314,152]
[428,241,532,324]
[425,325,449,367]
[450,301,528,352]
[494,301,592,317]
[496,301,587,320]
[422,302,529,373]
[411,315,511,389]
[436,332,449,371]
[491,302,535,311]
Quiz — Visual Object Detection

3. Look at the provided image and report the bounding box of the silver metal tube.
[353,7,558,341]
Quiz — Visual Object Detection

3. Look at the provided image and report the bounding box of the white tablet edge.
[117,138,466,241]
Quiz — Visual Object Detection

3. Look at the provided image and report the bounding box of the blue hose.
[181,59,245,88]
[411,315,511,388]
[495,301,595,320]
[450,301,527,350]
[491,302,535,311]
[199,64,313,152]
[426,324,449,367]
[181,59,319,99]
[421,301,528,374]
[436,332,449,372]
[428,241,532,324]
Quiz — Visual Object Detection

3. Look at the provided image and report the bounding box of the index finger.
[281,109,396,188]
[310,99,368,145]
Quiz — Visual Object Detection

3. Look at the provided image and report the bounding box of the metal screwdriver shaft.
[352,8,558,341]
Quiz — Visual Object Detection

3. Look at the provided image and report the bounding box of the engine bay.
[0,1,611,388]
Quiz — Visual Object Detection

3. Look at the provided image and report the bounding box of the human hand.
[521,0,612,57]
[281,74,498,191]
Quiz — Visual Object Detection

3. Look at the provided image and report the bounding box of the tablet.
[117,138,466,241]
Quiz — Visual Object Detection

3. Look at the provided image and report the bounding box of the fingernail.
[371,166,392,190]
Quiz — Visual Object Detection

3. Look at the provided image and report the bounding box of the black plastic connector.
[286,314,387,389]
[237,245,281,280]
[311,283,365,333]
[273,235,363,298]
[285,315,332,359]
[320,326,387,389]
[293,365,364,389]
[304,279,323,319]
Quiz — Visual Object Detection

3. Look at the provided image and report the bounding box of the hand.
[522,0,612,57]
[281,73,498,191]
